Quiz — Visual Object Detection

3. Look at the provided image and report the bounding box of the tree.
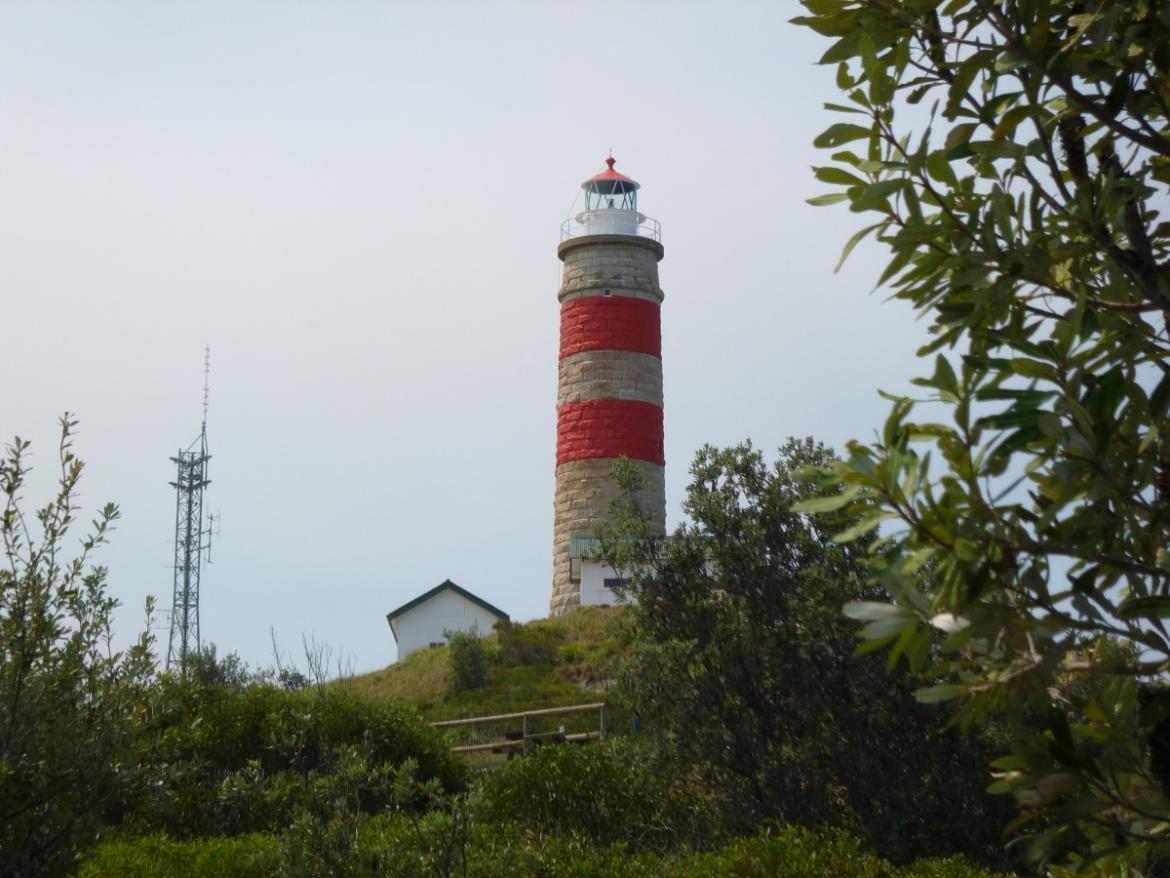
[792,1,1170,871]
[604,441,1009,863]
[0,416,155,877]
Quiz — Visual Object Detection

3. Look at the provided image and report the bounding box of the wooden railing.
[432,702,606,756]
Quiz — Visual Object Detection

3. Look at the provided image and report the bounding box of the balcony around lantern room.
[560,209,662,242]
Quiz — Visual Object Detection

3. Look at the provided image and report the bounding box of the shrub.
[679,826,1015,878]
[0,418,156,877]
[78,823,1014,878]
[479,738,716,852]
[76,833,281,878]
[446,626,488,693]
[183,643,255,691]
[495,618,562,667]
[125,680,466,837]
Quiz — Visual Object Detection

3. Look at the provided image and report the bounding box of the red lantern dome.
[582,156,640,211]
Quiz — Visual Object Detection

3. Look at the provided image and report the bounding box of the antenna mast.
[166,346,214,674]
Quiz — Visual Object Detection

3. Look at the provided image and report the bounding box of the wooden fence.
[432,702,606,757]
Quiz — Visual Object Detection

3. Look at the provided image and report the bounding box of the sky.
[0,0,932,672]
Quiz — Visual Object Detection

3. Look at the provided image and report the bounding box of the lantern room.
[561,155,661,242]
[584,156,639,211]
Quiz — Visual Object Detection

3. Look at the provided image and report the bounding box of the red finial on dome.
[605,155,616,171]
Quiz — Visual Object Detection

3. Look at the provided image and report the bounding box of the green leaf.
[944,123,978,151]
[814,166,867,186]
[833,511,895,543]
[807,192,851,206]
[925,151,958,187]
[991,104,1037,141]
[834,222,884,272]
[1117,596,1170,620]
[1010,358,1058,381]
[861,615,917,640]
[901,547,936,576]
[823,101,868,115]
[916,684,965,704]
[994,50,1029,73]
[813,122,872,148]
[792,485,860,513]
[819,33,861,65]
[953,539,980,562]
[931,354,958,395]
[968,140,1026,160]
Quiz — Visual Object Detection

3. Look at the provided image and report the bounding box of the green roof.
[570,535,670,559]
[385,579,509,641]
[570,536,603,559]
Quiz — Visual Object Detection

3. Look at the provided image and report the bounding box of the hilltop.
[340,605,629,723]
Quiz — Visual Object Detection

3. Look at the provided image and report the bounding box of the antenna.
[201,344,210,439]
[166,348,215,675]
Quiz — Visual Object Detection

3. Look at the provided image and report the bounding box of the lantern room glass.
[584,179,638,212]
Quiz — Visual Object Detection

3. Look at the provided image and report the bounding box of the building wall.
[580,560,630,607]
[392,589,502,661]
[551,233,667,616]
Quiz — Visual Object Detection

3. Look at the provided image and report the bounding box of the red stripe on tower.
[556,399,664,466]
[559,297,661,359]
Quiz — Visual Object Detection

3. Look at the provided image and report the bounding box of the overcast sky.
[0,0,931,671]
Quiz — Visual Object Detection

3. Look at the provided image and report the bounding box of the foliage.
[479,738,716,852]
[76,833,281,878]
[124,676,466,838]
[445,626,489,694]
[603,441,1010,863]
[494,617,562,667]
[183,643,255,691]
[792,0,1170,869]
[681,824,1014,878]
[0,417,156,877]
[77,821,1013,878]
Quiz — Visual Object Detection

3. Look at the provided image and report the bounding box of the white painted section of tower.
[576,208,643,236]
[389,589,505,661]
[561,211,662,242]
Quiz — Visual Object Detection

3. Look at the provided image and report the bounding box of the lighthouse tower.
[551,157,667,615]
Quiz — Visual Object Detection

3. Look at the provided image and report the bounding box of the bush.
[446,626,488,693]
[76,833,281,878]
[0,418,156,877]
[680,826,1015,878]
[495,618,562,667]
[479,738,716,852]
[125,679,466,837]
[77,822,1015,878]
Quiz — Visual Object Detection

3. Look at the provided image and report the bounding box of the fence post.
[522,713,528,740]
[599,704,606,739]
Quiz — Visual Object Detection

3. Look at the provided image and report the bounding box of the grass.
[340,605,629,724]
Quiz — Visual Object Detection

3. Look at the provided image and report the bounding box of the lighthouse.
[551,156,667,615]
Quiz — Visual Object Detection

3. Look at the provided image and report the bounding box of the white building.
[386,580,508,661]
[570,536,632,608]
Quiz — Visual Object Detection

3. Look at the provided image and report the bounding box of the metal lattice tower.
[166,347,214,674]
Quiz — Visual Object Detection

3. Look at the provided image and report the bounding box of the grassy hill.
[340,605,629,723]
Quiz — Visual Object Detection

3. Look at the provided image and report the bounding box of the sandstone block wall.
[557,235,665,303]
[551,234,667,616]
[550,457,666,616]
[557,350,663,407]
